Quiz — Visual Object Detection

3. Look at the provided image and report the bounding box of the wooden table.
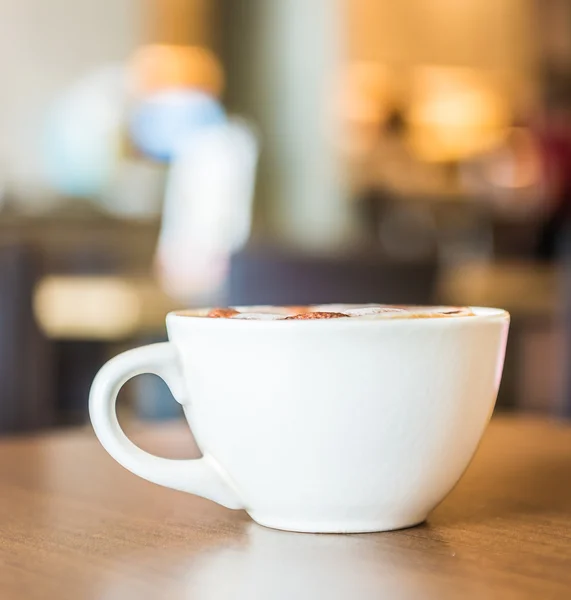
[1,416,570,600]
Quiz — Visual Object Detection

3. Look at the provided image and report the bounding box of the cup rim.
[167,306,510,326]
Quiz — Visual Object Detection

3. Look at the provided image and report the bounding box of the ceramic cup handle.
[89,342,243,509]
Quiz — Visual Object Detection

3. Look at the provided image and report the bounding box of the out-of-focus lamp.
[408,66,509,162]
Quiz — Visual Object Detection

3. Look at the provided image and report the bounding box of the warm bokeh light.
[408,66,509,162]
[129,44,224,97]
[34,277,141,340]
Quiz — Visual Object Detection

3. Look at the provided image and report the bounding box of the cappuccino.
[193,304,475,320]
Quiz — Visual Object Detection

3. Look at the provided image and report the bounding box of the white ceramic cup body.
[90,307,509,533]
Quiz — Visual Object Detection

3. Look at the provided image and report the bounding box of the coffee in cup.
[90,305,509,533]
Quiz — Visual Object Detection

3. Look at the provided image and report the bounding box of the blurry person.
[128,44,224,99]
[352,108,441,256]
[154,118,259,304]
[128,89,226,163]
[354,109,406,240]
[137,119,258,420]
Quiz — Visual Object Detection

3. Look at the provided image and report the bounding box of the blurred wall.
[0,0,143,201]
[345,0,538,108]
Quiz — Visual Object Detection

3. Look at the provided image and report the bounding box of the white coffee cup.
[89,306,509,533]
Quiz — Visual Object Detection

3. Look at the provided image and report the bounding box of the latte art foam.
[193,304,475,320]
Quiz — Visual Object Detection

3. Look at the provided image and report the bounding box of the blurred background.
[1,0,571,433]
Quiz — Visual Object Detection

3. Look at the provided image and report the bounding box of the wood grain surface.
[0,415,570,600]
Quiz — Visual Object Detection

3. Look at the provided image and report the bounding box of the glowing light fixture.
[409,66,509,162]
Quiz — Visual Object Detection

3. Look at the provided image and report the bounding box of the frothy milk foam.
[181,304,475,320]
